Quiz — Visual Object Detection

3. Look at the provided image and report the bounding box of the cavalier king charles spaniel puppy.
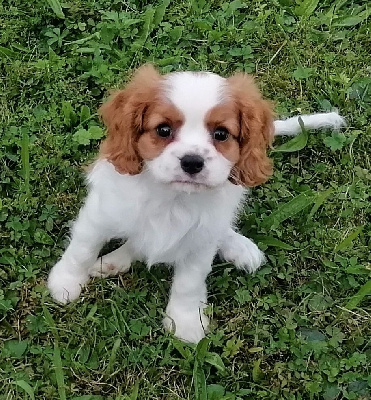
[48,65,344,343]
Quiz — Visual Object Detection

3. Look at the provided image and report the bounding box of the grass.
[0,0,370,399]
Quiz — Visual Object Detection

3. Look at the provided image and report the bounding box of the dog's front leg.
[163,254,213,343]
[219,228,266,273]
[48,201,108,304]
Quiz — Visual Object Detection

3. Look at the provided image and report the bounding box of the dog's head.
[99,65,274,192]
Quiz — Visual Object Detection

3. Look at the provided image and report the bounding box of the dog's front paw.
[47,260,89,304]
[163,307,209,344]
[220,233,266,273]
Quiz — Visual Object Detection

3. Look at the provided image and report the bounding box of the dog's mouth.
[170,180,211,191]
[171,179,208,186]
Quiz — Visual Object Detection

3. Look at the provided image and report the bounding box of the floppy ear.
[99,64,162,175]
[228,73,274,187]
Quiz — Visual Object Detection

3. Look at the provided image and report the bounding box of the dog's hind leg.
[88,241,137,278]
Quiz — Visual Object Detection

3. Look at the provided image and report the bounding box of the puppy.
[48,65,344,343]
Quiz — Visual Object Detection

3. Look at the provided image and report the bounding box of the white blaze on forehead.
[163,72,227,123]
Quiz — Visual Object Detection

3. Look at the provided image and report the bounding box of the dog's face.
[99,65,274,192]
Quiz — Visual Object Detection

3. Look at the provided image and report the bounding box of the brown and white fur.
[48,65,345,343]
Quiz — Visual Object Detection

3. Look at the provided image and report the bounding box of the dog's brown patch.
[226,73,274,187]
[99,64,162,174]
[204,103,240,164]
[137,103,184,160]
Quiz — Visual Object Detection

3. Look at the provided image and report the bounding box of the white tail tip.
[274,112,346,136]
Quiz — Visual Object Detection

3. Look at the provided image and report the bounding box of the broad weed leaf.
[4,340,28,358]
[80,105,90,124]
[294,0,320,17]
[261,190,316,229]
[323,132,347,151]
[11,381,35,400]
[334,226,363,252]
[73,129,91,145]
[254,235,295,250]
[292,66,314,80]
[46,0,64,19]
[88,126,104,139]
[344,280,371,310]
[273,117,308,152]
[334,8,371,27]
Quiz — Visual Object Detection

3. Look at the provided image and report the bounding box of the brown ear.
[99,64,162,174]
[228,73,274,187]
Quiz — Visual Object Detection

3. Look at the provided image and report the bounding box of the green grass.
[1,0,370,399]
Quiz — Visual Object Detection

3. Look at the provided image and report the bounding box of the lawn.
[1,0,370,399]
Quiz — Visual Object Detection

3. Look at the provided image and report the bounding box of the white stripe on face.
[164,72,227,147]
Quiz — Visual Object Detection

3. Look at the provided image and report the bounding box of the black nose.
[180,154,204,175]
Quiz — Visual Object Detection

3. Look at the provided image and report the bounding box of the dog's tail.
[274,112,346,136]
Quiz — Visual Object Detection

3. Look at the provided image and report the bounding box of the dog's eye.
[156,124,172,138]
[212,127,229,142]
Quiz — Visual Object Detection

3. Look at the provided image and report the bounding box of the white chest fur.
[86,160,245,265]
